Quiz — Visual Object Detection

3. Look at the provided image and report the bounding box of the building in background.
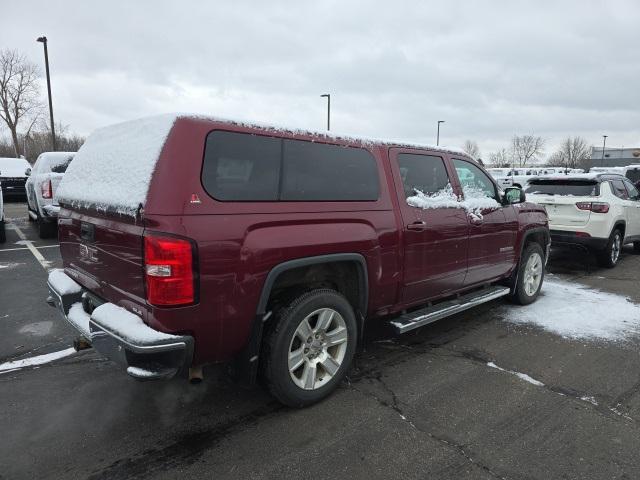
[590,146,640,168]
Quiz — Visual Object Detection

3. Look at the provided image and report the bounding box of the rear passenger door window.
[396,153,450,199]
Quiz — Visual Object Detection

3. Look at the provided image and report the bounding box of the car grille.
[0,177,27,195]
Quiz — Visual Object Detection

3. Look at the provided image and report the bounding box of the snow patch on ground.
[126,366,158,378]
[0,348,76,374]
[0,262,23,270]
[487,361,545,387]
[505,278,640,341]
[91,303,178,344]
[48,269,82,295]
[407,184,500,220]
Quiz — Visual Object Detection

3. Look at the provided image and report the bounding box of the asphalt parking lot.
[2,200,640,480]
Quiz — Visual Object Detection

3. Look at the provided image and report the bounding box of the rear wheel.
[512,243,545,305]
[37,213,56,239]
[633,242,640,253]
[261,289,357,407]
[597,229,622,268]
[0,220,5,243]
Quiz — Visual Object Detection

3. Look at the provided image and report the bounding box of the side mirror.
[503,187,526,205]
[25,167,31,176]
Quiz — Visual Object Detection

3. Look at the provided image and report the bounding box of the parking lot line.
[0,245,59,253]
[7,224,52,272]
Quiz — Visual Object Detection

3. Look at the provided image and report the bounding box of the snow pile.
[91,303,178,344]
[407,184,500,220]
[55,114,177,216]
[505,278,640,341]
[48,269,82,295]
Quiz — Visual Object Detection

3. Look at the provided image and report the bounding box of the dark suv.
[47,115,549,406]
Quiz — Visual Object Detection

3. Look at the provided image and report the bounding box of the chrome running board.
[390,286,510,334]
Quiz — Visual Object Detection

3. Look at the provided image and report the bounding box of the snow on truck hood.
[0,157,31,178]
[56,113,469,216]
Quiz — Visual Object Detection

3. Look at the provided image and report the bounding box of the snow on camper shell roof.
[55,113,468,216]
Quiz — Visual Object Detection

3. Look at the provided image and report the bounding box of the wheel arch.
[256,253,369,317]
[236,253,369,384]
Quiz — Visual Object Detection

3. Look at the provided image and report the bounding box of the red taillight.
[144,234,196,306]
[41,180,52,199]
[576,202,609,213]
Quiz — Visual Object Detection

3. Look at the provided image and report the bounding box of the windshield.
[525,180,600,196]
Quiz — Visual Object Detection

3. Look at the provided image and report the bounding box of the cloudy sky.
[2,0,639,159]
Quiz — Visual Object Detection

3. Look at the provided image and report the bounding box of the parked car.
[47,114,550,406]
[25,151,75,238]
[0,182,5,243]
[526,173,640,267]
[496,168,543,189]
[0,157,31,200]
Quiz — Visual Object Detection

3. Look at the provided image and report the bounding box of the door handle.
[407,221,427,231]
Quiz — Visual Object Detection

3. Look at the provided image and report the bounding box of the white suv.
[25,152,75,238]
[525,173,640,267]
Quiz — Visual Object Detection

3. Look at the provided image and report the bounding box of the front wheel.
[512,243,545,305]
[597,229,622,268]
[261,289,357,407]
[0,220,5,243]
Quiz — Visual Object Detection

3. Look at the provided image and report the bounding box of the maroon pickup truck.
[47,115,549,406]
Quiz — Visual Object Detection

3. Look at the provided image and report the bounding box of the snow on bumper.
[42,204,60,217]
[46,270,193,380]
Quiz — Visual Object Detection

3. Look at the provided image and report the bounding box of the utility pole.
[601,135,608,167]
[37,36,56,151]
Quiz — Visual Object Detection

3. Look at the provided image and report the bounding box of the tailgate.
[50,174,64,205]
[58,208,146,308]
[528,194,591,227]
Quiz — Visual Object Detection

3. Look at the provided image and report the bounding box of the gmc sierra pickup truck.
[47,114,550,406]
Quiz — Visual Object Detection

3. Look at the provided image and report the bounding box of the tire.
[597,229,622,268]
[633,242,640,254]
[261,289,357,407]
[27,209,35,221]
[0,220,5,243]
[37,214,56,239]
[512,243,545,305]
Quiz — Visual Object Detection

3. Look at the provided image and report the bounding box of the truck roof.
[56,113,472,217]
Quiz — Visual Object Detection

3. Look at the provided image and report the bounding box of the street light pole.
[320,94,330,131]
[436,120,445,146]
[36,36,56,151]
[601,135,608,167]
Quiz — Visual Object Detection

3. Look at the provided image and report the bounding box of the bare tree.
[0,49,42,157]
[548,136,591,170]
[511,134,545,167]
[463,140,480,160]
[488,148,512,167]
